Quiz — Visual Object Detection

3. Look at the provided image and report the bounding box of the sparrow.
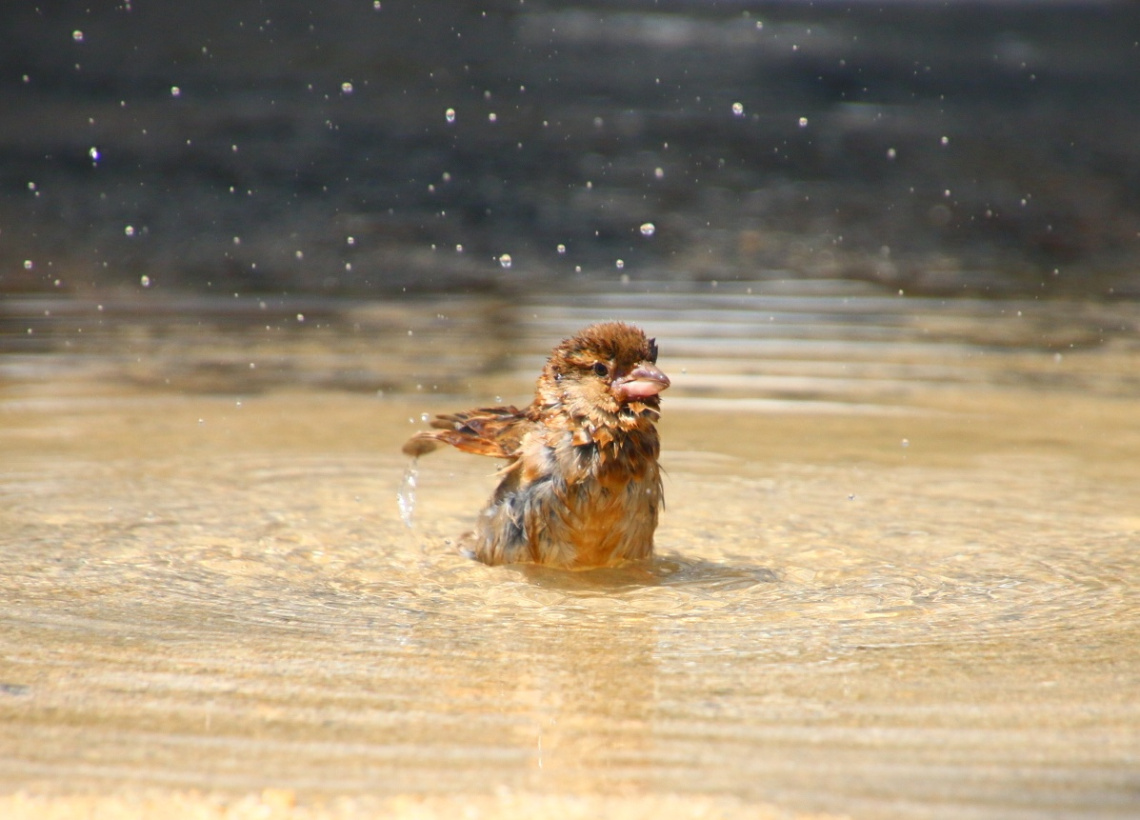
[403,322,669,569]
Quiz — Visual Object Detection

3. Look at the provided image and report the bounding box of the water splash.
[397,459,419,528]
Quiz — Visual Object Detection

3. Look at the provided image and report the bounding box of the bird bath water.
[1,282,1138,819]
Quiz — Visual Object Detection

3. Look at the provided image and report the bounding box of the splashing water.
[397,459,419,527]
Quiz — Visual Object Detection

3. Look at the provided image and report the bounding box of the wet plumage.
[403,322,669,568]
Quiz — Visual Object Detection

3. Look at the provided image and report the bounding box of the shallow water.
[1,282,1138,818]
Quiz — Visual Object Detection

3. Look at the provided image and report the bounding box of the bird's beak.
[613,363,670,402]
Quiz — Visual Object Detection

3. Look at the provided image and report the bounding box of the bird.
[403,322,669,569]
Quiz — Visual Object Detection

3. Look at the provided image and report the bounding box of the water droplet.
[940,136,949,146]
[296,313,305,323]
[615,259,625,270]
[901,438,910,448]
[798,117,809,128]
[445,107,456,123]
[488,112,497,123]
[654,167,664,179]
[886,147,897,160]
[23,260,33,270]
[88,146,100,162]
[346,236,356,246]
[170,86,181,98]
[341,81,354,94]
[72,30,84,42]
[556,244,566,255]
[498,253,512,269]
[140,274,151,287]
[639,222,656,237]
[731,102,744,117]
[124,225,135,237]
[295,250,304,260]
[398,461,419,529]
[455,244,464,253]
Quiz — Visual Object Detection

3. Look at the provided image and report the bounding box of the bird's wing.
[402,405,530,459]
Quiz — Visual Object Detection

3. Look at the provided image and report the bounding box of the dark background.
[3,0,1138,298]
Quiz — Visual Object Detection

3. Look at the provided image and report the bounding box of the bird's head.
[538,322,669,425]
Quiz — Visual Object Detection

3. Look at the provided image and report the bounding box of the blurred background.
[3,0,1139,300]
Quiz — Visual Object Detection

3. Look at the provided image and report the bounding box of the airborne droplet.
[397,461,418,528]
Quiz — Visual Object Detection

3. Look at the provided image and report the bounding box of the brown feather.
[402,322,668,569]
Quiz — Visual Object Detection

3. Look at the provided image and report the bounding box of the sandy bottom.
[0,791,833,820]
[2,290,1138,820]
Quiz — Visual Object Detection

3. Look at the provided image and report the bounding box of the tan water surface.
[1,282,1138,819]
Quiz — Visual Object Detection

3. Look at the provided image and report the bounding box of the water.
[1,282,1138,819]
[396,460,419,529]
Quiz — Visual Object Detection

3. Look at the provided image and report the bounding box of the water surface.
[1,283,1138,818]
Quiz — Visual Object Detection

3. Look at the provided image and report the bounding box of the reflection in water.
[1,283,1138,818]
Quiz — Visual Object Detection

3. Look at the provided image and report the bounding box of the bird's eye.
[592,362,610,378]
[647,338,658,363]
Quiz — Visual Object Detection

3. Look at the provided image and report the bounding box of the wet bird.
[403,322,669,568]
